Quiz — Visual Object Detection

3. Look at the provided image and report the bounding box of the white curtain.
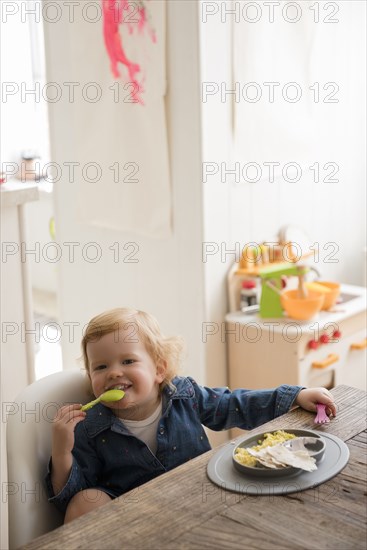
[73,0,171,238]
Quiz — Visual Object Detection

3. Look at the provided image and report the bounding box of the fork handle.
[314,403,330,424]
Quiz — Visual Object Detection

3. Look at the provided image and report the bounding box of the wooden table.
[23,385,367,550]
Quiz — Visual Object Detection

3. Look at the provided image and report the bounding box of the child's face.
[86,328,166,420]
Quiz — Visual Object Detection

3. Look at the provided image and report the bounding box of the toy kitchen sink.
[225,283,367,398]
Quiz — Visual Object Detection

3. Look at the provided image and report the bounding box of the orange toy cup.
[281,290,325,320]
[315,282,341,310]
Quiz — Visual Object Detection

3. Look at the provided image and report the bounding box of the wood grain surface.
[22,385,367,550]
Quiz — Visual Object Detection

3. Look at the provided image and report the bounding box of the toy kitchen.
[225,234,367,395]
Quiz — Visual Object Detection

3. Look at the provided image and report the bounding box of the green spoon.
[81,389,125,411]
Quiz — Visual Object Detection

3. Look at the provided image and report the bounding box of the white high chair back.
[6,369,93,549]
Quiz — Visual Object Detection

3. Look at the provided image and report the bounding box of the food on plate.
[234,430,296,468]
[234,430,318,471]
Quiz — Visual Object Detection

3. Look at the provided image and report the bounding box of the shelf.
[0,180,39,208]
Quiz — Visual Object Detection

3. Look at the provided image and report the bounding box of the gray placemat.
[207,432,349,495]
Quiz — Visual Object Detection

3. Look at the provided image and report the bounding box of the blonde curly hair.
[81,308,184,390]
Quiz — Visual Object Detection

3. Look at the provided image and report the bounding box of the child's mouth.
[107,383,132,392]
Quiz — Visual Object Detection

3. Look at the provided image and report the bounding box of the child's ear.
[156,360,167,383]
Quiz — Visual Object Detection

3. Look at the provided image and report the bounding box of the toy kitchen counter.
[225,284,367,395]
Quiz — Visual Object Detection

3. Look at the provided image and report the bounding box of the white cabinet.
[337,329,366,391]
[226,285,366,440]
[226,285,367,393]
[1,181,39,550]
[1,181,39,397]
[24,182,57,294]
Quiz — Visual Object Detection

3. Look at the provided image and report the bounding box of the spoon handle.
[297,273,308,299]
[81,397,100,411]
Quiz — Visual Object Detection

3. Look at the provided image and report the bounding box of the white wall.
[200,2,232,388]
[230,0,366,286]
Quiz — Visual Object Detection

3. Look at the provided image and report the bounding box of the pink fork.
[314,403,330,424]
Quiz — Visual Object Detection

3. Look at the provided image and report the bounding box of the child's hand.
[50,404,86,495]
[52,404,86,457]
[295,388,337,417]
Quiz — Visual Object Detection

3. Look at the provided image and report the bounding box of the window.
[1,0,50,171]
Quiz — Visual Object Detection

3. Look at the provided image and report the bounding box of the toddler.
[46,308,336,522]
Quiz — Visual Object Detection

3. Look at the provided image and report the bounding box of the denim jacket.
[46,377,303,513]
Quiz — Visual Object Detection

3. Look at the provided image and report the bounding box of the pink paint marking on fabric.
[102,0,155,104]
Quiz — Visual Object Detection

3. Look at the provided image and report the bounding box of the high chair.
[6,369,93,549]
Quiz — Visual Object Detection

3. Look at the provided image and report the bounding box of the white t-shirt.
[120,400,162,455]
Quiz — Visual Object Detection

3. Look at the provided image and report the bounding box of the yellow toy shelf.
[228,251,313,313]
